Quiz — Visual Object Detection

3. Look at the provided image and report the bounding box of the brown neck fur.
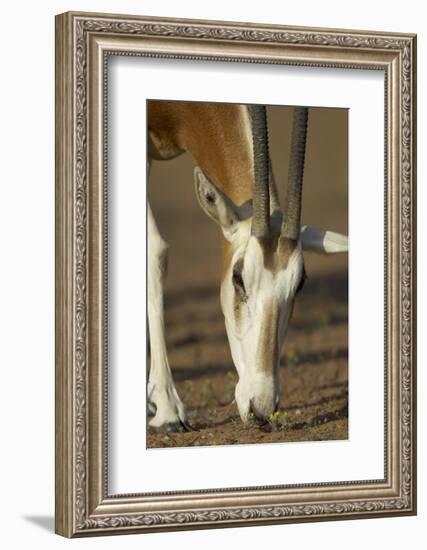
[148,101,254,201]
[148,100,255,273]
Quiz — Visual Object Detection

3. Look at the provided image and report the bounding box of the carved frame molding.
[55,11,416,537]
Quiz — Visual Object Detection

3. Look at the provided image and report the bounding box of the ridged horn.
[248,105,271,238]
[282,107,309,240]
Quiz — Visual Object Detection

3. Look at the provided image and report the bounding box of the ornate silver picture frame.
[55,11,416,537]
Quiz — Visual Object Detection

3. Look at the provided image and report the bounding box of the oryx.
[147,101,348,431]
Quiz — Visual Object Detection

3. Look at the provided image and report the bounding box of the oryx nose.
[249,399,265,424]
[249,397,278,424]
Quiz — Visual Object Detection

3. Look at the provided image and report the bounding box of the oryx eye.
[296,267,307,294]
[232,269,245,292]
[232,259,246,296]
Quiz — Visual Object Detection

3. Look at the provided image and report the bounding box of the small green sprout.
[267,410,289,431]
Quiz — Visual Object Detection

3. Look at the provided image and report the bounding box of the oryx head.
[194,106,348,425]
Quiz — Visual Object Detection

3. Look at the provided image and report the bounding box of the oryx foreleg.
[147,201,188,431]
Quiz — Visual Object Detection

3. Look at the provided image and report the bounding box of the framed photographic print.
[55,11,417,537]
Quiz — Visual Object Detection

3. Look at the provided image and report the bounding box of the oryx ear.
[301,225,348,254]
[194,167,240,240]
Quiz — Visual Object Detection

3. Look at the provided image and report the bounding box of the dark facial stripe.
[255,300,280,375]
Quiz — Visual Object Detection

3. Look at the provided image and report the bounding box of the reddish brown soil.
[147,266,348,448]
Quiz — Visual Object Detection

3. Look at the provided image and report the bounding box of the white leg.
[147,201,188,431]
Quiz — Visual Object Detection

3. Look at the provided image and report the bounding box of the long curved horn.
[248,105,271,238]
[282,107,309,240]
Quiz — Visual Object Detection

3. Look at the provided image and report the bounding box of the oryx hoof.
[150,419,192,433]
[147,384,189,432]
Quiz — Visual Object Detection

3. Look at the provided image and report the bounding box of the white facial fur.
[194,167,348,424]
[220,221,304,422]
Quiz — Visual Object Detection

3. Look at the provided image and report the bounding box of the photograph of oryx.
[147,100,348,448]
